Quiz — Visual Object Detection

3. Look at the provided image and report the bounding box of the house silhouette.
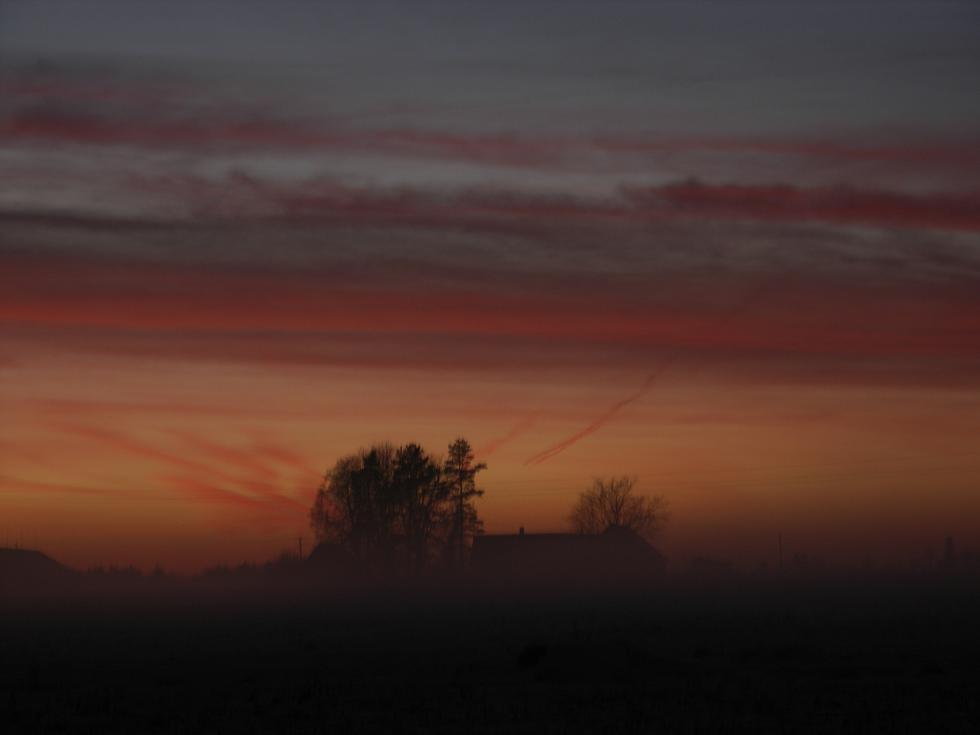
[306,541,361,579]
[0,547,75,595]
[471,525,665,584]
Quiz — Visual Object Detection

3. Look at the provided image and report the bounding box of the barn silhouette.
[471,525,665,584]
[0,548,75,595]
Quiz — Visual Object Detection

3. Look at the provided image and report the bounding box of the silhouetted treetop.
[569,476,667,539]
[444,437,486,570]
[310,438,486,575]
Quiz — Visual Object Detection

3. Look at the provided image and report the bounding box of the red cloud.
[51,424,311,516]
[168,430,320,484]
[629,182,980,233]
[20,169,980,234]
[4,247,979,362]
[4,69,978,175]
[126,172,980,233]
[164,474,305,518]
[5,104,979,174]
[0,109,568,167]
[0,475,119,497]
[55,424,228,479]
[476,414,540,459]
[593,136,980,169]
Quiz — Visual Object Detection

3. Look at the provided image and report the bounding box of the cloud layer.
[2,17,978,568]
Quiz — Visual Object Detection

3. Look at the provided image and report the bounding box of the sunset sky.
[2,1,979,572]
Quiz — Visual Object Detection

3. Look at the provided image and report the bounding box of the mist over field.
[2,1,979,731]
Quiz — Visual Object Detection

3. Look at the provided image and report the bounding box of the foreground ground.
[1,575,978,734]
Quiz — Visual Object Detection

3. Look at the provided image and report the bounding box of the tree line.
[309,437,485,575]
[310,436,667,575]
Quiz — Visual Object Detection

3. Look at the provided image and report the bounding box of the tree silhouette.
[569,476,667,539]
[443,438,486,570]
[393,443,449,573]
[310,439,482,574]
[310,443,398,568]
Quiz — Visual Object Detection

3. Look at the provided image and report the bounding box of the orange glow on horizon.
[3,350,978,573]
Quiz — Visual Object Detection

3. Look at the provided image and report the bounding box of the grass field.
[2,574,978,733]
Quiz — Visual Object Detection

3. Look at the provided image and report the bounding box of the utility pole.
[297,536,304,559]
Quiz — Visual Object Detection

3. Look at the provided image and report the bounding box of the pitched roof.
[471,526,664,580]
[0,548,74,587]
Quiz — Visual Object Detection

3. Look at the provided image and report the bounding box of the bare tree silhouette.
[569,476,667,539]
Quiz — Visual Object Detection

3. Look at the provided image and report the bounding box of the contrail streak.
[477,413,539,459]
[524,363,675,466]
[523,278,779,466]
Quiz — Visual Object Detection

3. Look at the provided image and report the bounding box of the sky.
[1,1,979,572]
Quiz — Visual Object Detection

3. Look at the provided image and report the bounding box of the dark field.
[2,575,979,734]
